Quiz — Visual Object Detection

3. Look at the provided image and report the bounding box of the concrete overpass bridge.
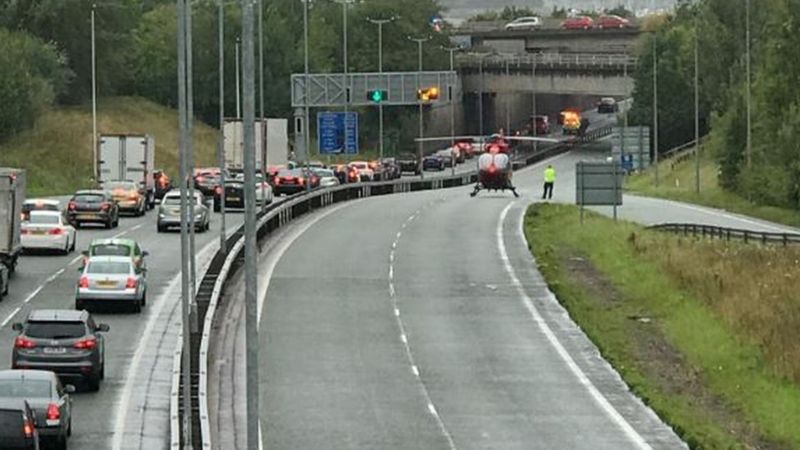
[451,26,644,55]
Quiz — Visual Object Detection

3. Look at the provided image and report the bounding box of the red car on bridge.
[560,16,594,30]
[596,15,630,29]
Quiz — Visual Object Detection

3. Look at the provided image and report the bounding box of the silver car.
[157,190,210,233]
[75,256,147,313]
[311,168,340,188]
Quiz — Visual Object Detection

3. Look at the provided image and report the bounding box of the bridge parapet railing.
[457,52,637,69]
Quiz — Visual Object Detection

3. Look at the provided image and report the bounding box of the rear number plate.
[228,197,240,202]
[97,281,116,288]
[43,347,66,354]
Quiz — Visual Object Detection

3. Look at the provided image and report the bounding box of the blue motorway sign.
[317,111,358,154]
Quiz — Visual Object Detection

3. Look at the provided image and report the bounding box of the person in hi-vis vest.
[542,165,555,199]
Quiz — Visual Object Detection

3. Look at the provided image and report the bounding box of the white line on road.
[497,202,652,450]
[0,307,22,328]
[411,365,419,376]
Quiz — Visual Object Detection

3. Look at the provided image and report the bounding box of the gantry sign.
[291,71,459,107]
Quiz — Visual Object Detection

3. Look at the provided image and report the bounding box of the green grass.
[525,203,800,449]
[625,150,800,228]
[0,96,218,196]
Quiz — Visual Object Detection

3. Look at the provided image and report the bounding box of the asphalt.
[0,201,244,449]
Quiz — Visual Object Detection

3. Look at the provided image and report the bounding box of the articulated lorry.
[0,168,26,297]
[224,118,289,170]
[97,134,156,208]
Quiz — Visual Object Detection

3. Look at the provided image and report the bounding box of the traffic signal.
[367,90,388,103]
[417,86,440,102]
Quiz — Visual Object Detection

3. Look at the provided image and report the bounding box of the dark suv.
[11,310,109,392]
[0,398,39,449]
[66,190,119,229]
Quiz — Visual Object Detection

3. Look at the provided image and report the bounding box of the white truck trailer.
[97,134,156,208]
[0,168,26,296]
[224,118,288,170]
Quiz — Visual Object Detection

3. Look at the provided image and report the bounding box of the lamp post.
[235,36,241,118]
[531,52,538,152]
[652,33,659,188]
[217,0,226,254]
[367,16,397,160]
[694,8,700,194]
[334,0,354,168]
[441,45,461,176]
[745,0,752,168]
[91,4,98,184]
[303,0,310,174]
[258,0,266,209]
[409,36,431,178]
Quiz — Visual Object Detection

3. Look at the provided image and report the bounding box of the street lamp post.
[258,0,267,210]
[235,36,241,118]
[91,4,98,184]
[367,16,397,161]
[303,0,310,170]
[694,9,700,194]
[409,36,431,179]
[652,33,659,188]
[745,0,752,168]
[217,0,226,254]
[334,0,354,170]
[441,45,460,176]
[531,52,538,152]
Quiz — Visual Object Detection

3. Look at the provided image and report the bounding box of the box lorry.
[97,134,156,208]
[0,168,26,296]
[224,118,289,170]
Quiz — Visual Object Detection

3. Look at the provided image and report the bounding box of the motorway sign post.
[576,161,624,223]
[317,111,358,155]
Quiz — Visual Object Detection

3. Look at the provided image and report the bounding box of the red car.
[561,16,594,30]
[596,15,630,29]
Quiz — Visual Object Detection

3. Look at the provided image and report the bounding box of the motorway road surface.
[223,149,800,449]
[0,203,244,449]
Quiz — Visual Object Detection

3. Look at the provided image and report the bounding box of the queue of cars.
[502,15,632,31]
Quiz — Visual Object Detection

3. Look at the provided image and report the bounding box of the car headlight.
[195,213,204,220]
[158,213,165,219]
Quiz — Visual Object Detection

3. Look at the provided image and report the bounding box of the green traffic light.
[368,90,387,103]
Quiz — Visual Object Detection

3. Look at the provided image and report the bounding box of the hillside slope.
[0,96,218,196]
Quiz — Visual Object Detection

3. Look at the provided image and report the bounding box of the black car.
[12,310,109,392]
[597,97,619,113]
[0,370,73,449]
[214,180,245,211]
[397,154,420,175]
[0,398,39,450]
[423,154,446,171]
[66,190,119,229]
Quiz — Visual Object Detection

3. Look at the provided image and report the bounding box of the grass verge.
[625,151,800,228]
[525,203,800,449]
[0,96,218,196]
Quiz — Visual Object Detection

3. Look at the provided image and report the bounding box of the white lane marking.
[496,202,652,450]
[45,268,65,283]
[21,285,45,305]
[111,235,220,450]
[0,307,22,328]
[388,211,457,450]
[396,231,402,239]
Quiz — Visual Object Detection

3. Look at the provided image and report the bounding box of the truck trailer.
[0,168,26,297]
[97,134,156,208]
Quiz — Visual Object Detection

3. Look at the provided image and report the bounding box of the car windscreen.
[278,170,302,177]
[0,380,50,398]
[0,410,24,436]
[25,321,85,339]
[23,203,59,212]
[74,194,104,203]
[313,169,334,177]
[87,261,131,274]
[162,196,181,206]
[91,244,131,257]
[28,215,60,225]
[351,163,368,169]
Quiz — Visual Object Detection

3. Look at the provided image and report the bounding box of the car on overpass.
[561,16,594,30]
[597,97,619,113]
[504,16,542,31]
[596,15,631,29]
[396,154,420,175]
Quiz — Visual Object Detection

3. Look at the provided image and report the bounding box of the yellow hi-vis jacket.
[544,167,555,183]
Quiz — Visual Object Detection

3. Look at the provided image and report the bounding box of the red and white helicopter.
[415,132,558,197]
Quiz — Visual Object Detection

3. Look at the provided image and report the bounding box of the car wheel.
[86,373,100,392]
[63,239,70,255]
[113,216,119,227]
[68,418,72,436]
[55,435,67,450]
[141,291,146,307]
[105,219,113,229]
[70,236,76,252]
[75,300,84,311]
[100,363,105,380]
[132,299,142,313]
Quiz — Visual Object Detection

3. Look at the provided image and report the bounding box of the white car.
[21,211,77,254]
[505,16,542,31]
[255,173,274,205]
[311,168,340,188]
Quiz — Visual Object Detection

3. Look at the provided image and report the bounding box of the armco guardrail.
[172,127,613,448]
[648,223,800,246]
[458,52,637,69]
